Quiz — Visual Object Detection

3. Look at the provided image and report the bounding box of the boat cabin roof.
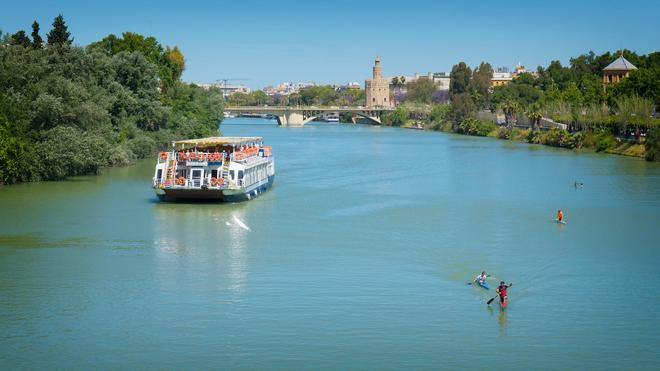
[172,136,262,149]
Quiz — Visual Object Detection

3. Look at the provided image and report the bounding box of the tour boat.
[152,137,275,202]
[326,114,340,122]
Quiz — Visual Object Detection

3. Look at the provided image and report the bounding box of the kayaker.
[475,271,488,285]
[557,209,564,222]
[496,281,512,306]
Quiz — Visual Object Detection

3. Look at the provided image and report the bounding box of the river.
[1,118,659,369]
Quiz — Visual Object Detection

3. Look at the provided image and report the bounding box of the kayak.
[556,219,566,225]
[475,280,489,290]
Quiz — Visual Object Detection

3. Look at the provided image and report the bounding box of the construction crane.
[215,78,250,100]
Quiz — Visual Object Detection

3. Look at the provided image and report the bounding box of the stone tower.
[365,56,391,108]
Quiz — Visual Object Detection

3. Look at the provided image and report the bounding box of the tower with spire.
[365,56,392,108]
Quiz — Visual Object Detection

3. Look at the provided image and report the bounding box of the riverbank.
[386,105,658,161]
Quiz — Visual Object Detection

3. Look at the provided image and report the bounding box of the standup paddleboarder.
[496,281,512,307]
[557,209,564,223]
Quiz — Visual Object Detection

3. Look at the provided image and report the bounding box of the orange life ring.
[176,176,185,186]
[160,152,168,161]
[187,153,196,161]
[178,152,186,161]
[197,153,206,161]
[210,177,219,186]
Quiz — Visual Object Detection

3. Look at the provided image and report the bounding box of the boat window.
[230,170,235,180]
[211,169,218,178]
[156,169,162,180]
[238,170,244,179]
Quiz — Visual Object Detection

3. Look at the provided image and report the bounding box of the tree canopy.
[0,15,223,184]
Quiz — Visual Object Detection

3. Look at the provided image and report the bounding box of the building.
[491,67,513,88]
[198,82,251,97]
[401,72,451,91]
[602,54,637,88]
[490,63,537,88]
[263,82,316,96]
[365,57,392,108]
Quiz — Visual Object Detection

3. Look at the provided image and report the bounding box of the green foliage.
[10,30,31,47]
[37,126,111,179]
[0,21,223,184]
[645,125,660,161]
[594,130,616,152]
[456,118,496,137]
[430,104,450,123]
[89,32,185,93]
[449,93,475,126]
[449,62,471,97]
[406,78,436,104]
[47,14,72,47]
[470,62,493,108]
[31,21,43,49]
[382,107,409,127]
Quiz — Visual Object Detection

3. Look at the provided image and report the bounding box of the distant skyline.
[2,0,659,88]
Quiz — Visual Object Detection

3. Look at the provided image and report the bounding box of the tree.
[470,62,493,108]
[47,14,72,47]
[10,30,31,47]
[527,106,543,132]
[382,106,409,126]
[449,93,475,127]
[500,99,519,128]
[406,78,436,104]
[450,62,472,99]
[31,21,43,49]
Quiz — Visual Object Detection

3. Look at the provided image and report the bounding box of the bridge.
[224,106,394,126]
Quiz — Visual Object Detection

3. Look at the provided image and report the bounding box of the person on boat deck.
[496,281,511,305]
[557,209,564,222]
[475,271,488,284]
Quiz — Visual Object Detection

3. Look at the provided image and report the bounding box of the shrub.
[526,130,542,144]
[496,127,511,139]
[595,130,616,152]
[645,125,660,161]
[456,118,496,137]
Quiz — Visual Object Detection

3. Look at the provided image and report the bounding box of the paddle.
[487,283,512,305]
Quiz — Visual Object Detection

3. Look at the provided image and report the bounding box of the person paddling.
[496,281,512,306]
[475,271,488,285]
[557,209,564,223]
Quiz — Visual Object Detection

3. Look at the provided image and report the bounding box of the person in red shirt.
[557,209,564,222]
[496,281,512,306]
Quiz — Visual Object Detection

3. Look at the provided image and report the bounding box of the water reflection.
[152,202,251,296]
[498,308,508,336]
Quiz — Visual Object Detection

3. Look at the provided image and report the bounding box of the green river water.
[1,118,659,369]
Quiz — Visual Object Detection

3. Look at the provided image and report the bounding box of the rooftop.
[603,56,638,71]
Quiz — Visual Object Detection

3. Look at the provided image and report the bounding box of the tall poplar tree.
[47,14,72,47]
[31,21,43,49]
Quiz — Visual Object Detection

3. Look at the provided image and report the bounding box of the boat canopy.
[172,136,262,149]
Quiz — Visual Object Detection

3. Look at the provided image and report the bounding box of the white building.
[198,83,251,97]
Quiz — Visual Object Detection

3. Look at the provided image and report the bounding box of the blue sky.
[2,0,658,88]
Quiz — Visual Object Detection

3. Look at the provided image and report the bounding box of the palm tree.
[501,99,518,129]
[527,108,543,132]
